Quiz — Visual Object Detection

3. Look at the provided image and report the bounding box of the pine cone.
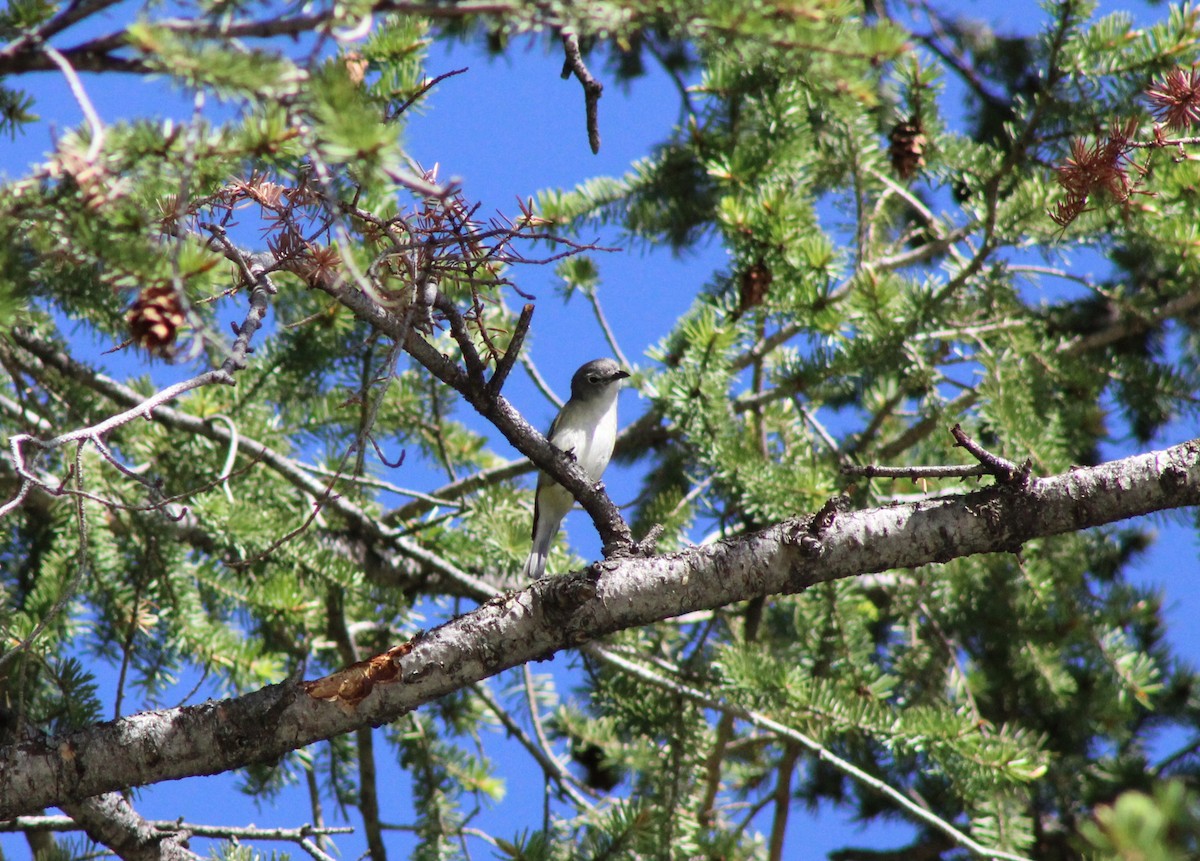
[739,259,772,314]
[889,116,927,180]
[127,285,185,354]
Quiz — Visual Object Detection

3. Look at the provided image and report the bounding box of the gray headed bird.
[522,358,630,579]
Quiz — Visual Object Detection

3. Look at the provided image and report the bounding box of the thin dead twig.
[560,31,603,154]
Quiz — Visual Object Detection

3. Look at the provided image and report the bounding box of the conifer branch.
[0,267,275,524]
[2,439,1196,819]
[1059,285,1200,355]
[584,645,1034,861]
[0,334,493,599]
[2,331,383,536]
[471,681,596,809]
[3,2,1200,854]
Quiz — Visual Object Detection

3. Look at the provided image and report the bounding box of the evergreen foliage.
[1,1,1199,859]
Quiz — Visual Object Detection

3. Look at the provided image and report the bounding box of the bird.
[521,358,630,580]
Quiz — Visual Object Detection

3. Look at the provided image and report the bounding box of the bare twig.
[560,31,603,153]
[0,368,215,522]
[521,664,559,785]
[354,339,404,474]
[843,462,989,481]
[41,41,104,162]
[389,67,469,120]
[949,424,1031,487]
[1061,285,1200,356]
[303,760,333,857]
[487,304,533,397]
[472,681,595,809]
[1,334,493,601]
[433,291,488,380]
[300,462,461,509]
[583,287,631,371]
[207,414,239,503]
[850,425,1030,489]
[298,836,340,861]
[0,814,353,840]
[384,459,530,524]
[768,743,800,861]
[520,352,564,409]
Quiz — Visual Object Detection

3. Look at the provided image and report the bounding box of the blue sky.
[2,1,1198,859]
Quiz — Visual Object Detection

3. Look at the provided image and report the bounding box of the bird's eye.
[588,375,599,384]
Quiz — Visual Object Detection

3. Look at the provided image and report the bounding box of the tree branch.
[381,407,664,525]
[585,645,1028,861]
[485,302,533,398]
[2,439,1197,818]
[1,812,352,844]
[0,331,499,600]
[560,31,603,153]
[310,276,635,557]
[59,793,201,861]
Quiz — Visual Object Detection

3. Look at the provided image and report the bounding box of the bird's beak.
[614,369,631,381]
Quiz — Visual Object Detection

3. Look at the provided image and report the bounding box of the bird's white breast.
[550,390,620,481]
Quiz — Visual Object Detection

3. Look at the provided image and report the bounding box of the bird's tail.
[521,546,548,580]
[522,514,560,580]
